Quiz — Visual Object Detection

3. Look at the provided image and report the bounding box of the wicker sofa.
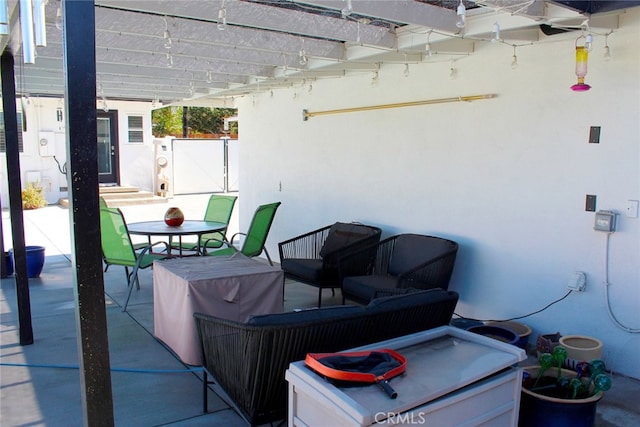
[194,288,459,426]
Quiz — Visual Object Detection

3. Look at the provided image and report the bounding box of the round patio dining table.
[127,220,227,257]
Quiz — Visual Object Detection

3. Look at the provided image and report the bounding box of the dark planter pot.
[9,246,46,278]
[467,324,519,346]
[519,366,603,427]
[2,251,13,277]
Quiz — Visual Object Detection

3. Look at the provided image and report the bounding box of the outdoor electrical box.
[594,210,616,232]
[38,132,55,157]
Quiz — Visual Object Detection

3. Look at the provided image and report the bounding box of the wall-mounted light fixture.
[571,35,591,92]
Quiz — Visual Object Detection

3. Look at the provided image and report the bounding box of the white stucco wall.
[235,10,640,378]
[1,98,155,204]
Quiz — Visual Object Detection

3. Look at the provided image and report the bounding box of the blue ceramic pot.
[9,246,46,278]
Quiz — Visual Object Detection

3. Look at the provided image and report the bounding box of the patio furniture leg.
[203,370,209,413]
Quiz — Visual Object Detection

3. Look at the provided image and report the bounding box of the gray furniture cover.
[340,233,458,305]
[278,222,382,306]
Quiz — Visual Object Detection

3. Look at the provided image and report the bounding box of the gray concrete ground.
[1,196,638,426]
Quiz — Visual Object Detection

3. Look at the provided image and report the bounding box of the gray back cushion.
[319,222,376,258]
[388,234,452,276]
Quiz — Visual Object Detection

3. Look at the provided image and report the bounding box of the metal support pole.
[0,51,33,345]
[62,0,114,425]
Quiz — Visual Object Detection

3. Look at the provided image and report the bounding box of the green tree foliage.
[152,106,237,137]
[152,106,182,137]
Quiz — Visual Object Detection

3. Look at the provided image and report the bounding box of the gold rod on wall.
[302,94,497,121]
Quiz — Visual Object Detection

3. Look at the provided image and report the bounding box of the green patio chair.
[100,206,169,311]
[204,201,281,265]
[171,194,237,254]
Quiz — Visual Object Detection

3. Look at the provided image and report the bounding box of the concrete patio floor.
[1,195,638,426]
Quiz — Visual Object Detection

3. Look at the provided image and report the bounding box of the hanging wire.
[453,290,574,323]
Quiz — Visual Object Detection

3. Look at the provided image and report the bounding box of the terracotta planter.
[164,207,184,227]
[519,366,603,427]
[559,335,603,370]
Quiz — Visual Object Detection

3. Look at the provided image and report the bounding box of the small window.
[127,115,144,143]
[0,113,25,153]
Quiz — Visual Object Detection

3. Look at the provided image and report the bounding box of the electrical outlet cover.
[568,271,586,291]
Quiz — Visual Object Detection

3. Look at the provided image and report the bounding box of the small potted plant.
[21,182,47,210]
[519,346,612,427]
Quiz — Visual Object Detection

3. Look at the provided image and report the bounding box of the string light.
[425,30,433,58]
[404,63,410,77]
[449,60,457,79]
[341,0,353,18]
[492,21,500,43]
[163,17,172,49]
[98,83,109,112]
[511,45,518,69]
[55,3,63,30]
[456,0,466,29]
[298,39,308,66]
[603,34,611,61]
[371,70,379,86]
[584,33,593,52]
[217,0,227,30]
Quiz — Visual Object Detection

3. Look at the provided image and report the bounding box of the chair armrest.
[278,225,332,260]
[338,235,395,280]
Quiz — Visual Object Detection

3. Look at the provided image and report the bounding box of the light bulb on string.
[456,0,466,29]
[603,34,611,61]
[449,61,457,79]
[298,49,308,66]
[55,5,63,30]
[298,39,308,66]
[425,30,433,58]
[217,1,227,31]
[584,33,593,52]
[511,45,518,69]
[404,63,410,77]
[341,0,353,18]
[162,17,172,49]
[492,22,500,43]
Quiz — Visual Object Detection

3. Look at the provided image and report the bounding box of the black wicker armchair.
[339,233,459,305]
[278,222,382,307]
[194,288,459,426]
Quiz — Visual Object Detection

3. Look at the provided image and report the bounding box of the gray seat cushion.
[342,275,400,303]
[281,258,326,283]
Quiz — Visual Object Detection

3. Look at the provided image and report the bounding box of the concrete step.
[59,187,168,208]
[98,185,140,194]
